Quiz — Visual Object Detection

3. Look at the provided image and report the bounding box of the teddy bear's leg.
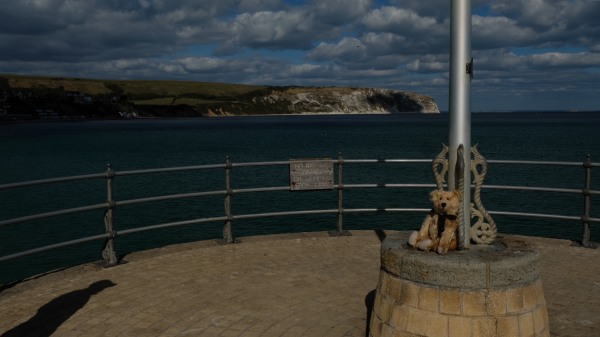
[417,239,432,251]
[408,212,435,248]
[408,231,420,247]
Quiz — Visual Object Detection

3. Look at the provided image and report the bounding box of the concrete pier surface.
[0,230,598,337]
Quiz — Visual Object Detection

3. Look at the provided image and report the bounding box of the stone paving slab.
[0,230,598,337]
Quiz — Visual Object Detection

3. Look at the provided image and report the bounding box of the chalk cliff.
[205,87,439,116]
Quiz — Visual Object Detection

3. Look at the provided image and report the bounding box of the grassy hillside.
[0,74,275,119]
[2,74,266,100]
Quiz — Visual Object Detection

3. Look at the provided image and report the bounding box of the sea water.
[1,112,599,283]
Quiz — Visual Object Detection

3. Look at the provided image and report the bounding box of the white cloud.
[472,15,537,49]
[529,52,600,68]
[229,10,314,48]
[406,59,446,73]
[361,6,440,34]
[308,37,366,61]
[179,57,227,71]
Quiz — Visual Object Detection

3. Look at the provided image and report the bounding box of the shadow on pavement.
[1,279,116,337]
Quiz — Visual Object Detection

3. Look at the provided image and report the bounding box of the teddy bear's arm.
[425,213,439,240]
[437,226,458,255]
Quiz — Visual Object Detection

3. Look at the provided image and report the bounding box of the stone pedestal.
[369,232,549,337]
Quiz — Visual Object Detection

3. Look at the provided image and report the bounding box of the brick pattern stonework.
[369,270,550,337]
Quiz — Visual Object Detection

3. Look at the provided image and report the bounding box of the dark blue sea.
[1,112,599,284]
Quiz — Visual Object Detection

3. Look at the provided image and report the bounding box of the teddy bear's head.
[429,189,461,216]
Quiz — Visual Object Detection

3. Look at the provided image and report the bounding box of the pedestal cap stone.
[381,232,540,289]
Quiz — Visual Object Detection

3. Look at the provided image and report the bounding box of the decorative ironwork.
[470,145,497,244]
[433,144,449,190]
[432,144,497,245]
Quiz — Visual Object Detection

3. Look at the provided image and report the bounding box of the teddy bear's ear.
[430,190,440,201]
[452,190,462,199]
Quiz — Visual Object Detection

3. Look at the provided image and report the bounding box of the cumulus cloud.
[529,52,600,68]
[0,0,599,110]
[224,10,316,51]
[361,6,440,33]
[472,15,537,49]
[308,37,367,62]
[406,59,446,73]
[312,0,372,24]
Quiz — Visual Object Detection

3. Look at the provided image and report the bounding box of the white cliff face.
[254,87,439,114]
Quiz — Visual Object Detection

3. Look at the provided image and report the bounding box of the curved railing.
[0,156,598,266]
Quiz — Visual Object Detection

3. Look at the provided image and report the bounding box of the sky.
[1,0,599,112]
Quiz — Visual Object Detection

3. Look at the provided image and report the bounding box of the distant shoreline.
[4,109,600,121]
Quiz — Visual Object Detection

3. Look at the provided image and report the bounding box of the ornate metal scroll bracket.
[432,144,497,245]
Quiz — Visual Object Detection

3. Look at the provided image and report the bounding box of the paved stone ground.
[0,230,598,337]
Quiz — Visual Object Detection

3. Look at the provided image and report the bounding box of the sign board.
[289,159,334,191]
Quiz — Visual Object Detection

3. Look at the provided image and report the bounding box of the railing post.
[336,153,344,235]
[582,154,592,247]
[223,157,234,244]
[102,163,118,266]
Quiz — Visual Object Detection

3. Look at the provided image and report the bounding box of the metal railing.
[0,155,598,266]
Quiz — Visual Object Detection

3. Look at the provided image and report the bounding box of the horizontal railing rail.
[0,156,597,266]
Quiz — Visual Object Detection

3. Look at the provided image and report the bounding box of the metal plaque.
[289,159,334,191]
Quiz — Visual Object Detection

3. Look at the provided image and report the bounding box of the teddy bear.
[407,189,461,255]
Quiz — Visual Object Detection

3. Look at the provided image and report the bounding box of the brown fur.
[407,189,461,255]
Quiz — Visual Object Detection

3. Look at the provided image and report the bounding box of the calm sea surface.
[1,112,599,283]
